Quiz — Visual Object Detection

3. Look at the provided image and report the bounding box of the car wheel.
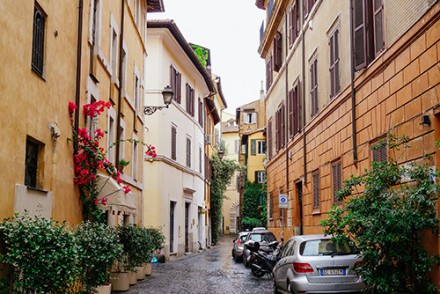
[232,249,235,258]
[287,280,294,294]
[273,281,281,294]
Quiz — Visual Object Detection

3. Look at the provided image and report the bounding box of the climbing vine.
[210,153,239,244]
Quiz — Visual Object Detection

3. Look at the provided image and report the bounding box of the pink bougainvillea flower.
[93,199,99,205]
[101,197,108,206]
[69,102,78,114]
[95,128,105,139]
[123,186,131,194]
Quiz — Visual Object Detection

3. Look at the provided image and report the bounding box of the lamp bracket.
[144,105,168,115]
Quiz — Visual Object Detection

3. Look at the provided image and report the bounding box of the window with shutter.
[313,170,320,210]
[329,28,340,98]
[274,32,283,72]
[372,141,387,162]
[269,193,273,218]
[186,137,191,168]
[258,141,266,155]
[275,109,280,152]
[288,2,298,47]
[266,56,273,91]
[332,161,342,205]
[373,0,384,55]
[176,72,181,103]
[280,103,286,148]
[288,89,294,138]
[310,59,318,116]
[171,126,177,160]
[352,0,384,71]
[251,139,256,156]
[268,119,273,159]
[294,83,301,135]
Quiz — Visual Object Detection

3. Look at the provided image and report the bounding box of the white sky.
[153,0,266,114]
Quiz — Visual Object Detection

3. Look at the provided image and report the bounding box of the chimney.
[260,80,265,102]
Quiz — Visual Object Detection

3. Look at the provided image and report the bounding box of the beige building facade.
[0,0,163,225]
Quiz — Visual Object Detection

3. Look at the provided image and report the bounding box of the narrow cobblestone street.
[125,235,273,294]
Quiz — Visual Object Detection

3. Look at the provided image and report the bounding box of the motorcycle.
[247,240,280,278]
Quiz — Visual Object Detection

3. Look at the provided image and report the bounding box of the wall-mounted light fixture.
[420,114,431,126]
[144,85,174,115]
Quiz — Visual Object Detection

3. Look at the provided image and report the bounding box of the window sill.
[25,186,49,194]
[312,209,321,215]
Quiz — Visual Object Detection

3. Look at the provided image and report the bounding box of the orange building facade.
[259,0,440,284]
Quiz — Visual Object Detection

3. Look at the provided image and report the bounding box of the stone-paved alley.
[124,235,273,294]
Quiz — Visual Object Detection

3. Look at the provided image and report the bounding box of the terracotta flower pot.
[95,284,111,294]
[128,270,137,285]
[144,263,153,276]
[110,272,129,292]
[135,266,145,280]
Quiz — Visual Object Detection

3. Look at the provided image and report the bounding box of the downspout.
[74,0,84,153]
[115,0,125,168]
[284,13,289,239]
[349,0,358,162]
[300,11,306,235]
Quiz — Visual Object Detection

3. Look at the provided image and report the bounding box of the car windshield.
[299,239,359,256]
[249,233,276,243]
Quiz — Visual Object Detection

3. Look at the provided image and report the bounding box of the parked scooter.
[247,240,280,278]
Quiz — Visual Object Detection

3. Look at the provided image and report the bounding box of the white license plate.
[320,268,346,276]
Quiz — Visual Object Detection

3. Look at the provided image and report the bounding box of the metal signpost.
[279,194,288,240]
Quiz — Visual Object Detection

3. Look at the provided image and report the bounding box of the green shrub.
[75,221,123,293]
[241,217,262,230]
[0,214,79,293]
[322,136,440,293]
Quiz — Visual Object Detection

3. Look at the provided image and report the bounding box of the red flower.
[93,199,99,205]
[101,197,108,206]
[69,102,78,114]
[123,186,131,194]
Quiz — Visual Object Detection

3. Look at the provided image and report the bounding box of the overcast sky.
[152,0,266,114]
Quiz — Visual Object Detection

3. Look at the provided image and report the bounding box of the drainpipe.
[284,13,289,239]
[300,11,306,235]
[115,0,125,168]
[349,0,358,162]
[74,0,84,153]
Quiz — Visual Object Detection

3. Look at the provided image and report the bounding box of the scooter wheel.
[251,266,265,278]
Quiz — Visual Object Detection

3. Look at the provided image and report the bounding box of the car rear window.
[249,233,276,242]
[299,239,358,256]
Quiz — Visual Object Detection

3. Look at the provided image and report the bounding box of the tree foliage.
[210,153,239,244]
[322,135,440,293]
[242,181,266,229]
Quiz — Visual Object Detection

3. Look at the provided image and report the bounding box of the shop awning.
[96,174,136,213]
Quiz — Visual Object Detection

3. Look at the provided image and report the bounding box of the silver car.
[273,235,365,294]
[232,232,249,262]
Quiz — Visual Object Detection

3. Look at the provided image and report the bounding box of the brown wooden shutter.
[186,83,190,113]
[275,109,280,151]
[313,170,320,209]
[329,34,335,98]
[281,103,285,148]
[353,0,367,71]
[170,65,175,101]
[268,119,272,159]
[176,73,182,103]
[288,89,294,138]
[186,138,191,167]
[310,59,318,116]
[293,84,300,135]
[332,161,342,204]
[288,7,293,47]
[171,126,177,160]
[274,32,282,72]
[373,0,384,55]
[335,29,340,94]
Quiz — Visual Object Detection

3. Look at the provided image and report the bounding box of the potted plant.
[144,227,165,276]
[118,159,130,172]
[114,225,145,286]
[75,221,123,294]
[0,214,79,293]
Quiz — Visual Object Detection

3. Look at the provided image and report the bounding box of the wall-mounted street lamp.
[218,149,225,160]
[144,85,174,115]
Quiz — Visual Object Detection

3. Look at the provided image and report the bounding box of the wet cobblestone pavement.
[124,235,273,294]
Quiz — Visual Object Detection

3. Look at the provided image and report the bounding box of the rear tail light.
[236,239,241,245]
[353,261,363,270]
[293,262,314,273]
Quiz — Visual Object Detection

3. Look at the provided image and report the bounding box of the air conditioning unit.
[205,135,212,144]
